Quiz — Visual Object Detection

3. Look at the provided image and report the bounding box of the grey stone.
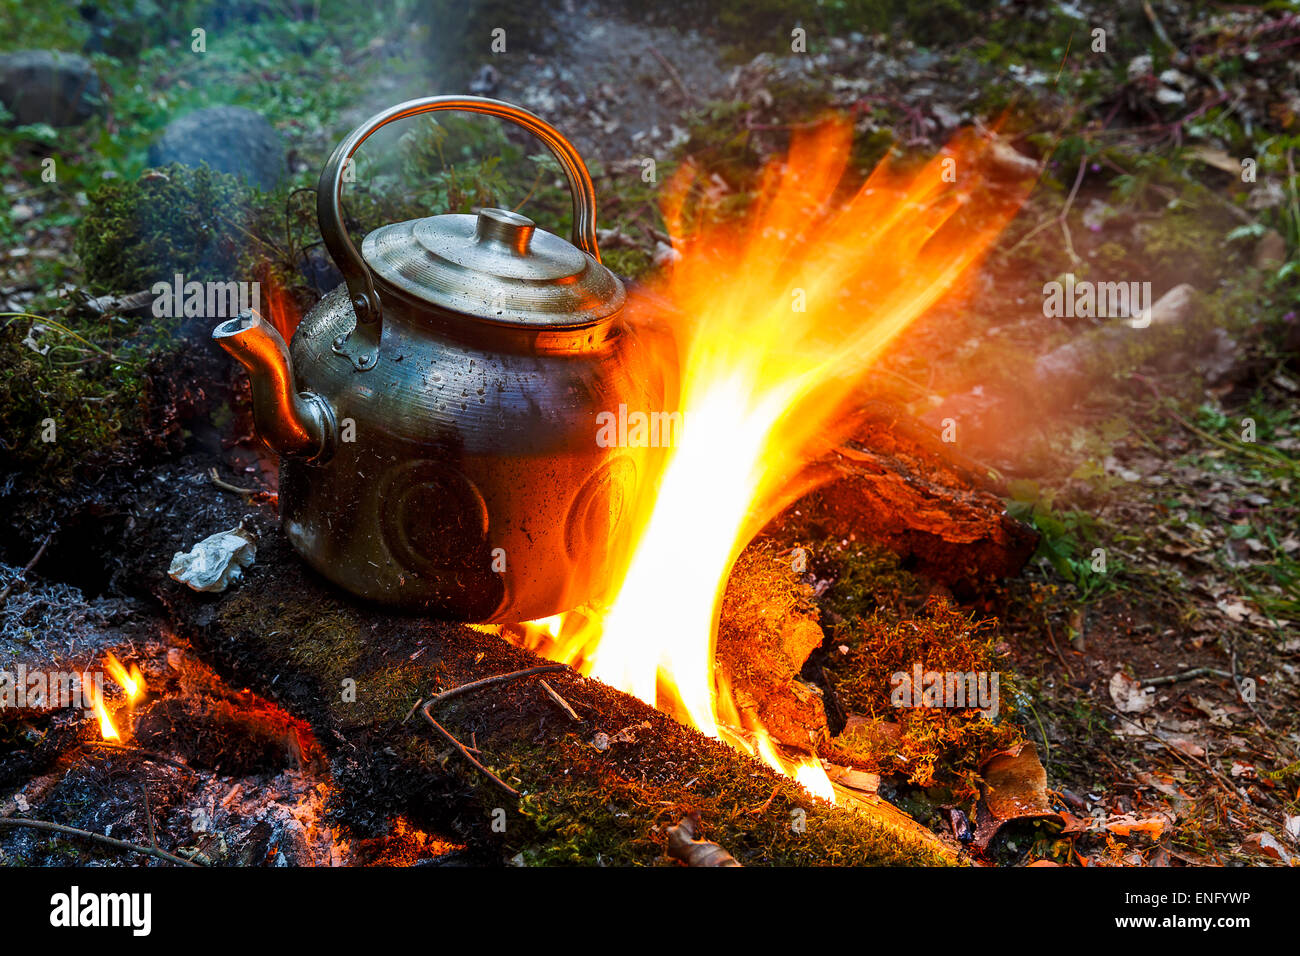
[0,50,102,126]
[148,106,286,191]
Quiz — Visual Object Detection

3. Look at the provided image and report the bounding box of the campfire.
[3,98,1041,873]
[507,118,1033,800]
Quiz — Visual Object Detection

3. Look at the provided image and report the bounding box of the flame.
[104,652,145,705]
[510,119,1031,800]
[84,674,118,740]
[257,265,300,342]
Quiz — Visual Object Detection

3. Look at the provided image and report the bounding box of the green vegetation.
[823,596,1024,799]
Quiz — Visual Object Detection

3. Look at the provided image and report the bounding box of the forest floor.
[1,0,1297,866]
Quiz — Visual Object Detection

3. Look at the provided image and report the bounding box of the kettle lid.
[362,207,625,328]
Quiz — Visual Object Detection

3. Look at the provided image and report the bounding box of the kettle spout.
[213,310,335,461]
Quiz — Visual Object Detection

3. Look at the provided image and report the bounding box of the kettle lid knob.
[475,208,535,256]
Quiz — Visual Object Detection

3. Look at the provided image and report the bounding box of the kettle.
[213,96,660,622]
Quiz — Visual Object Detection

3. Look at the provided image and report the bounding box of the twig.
[420,710,519,797]
[208,468,256,496]
[1143,1,1177,53]
[1140,666,1232,687]
[539,679,581,722]
[0,532,54,606]
[140,784,157,850]
[1099,705,1253,813]
[1043,613,1075,679]
[426,664,567,709]
[647,45,696,105]
[747,786,781,816]
[0,817,199,867]
[418,664,568,797]
[83,741,197,775]
[1224,636,1293,759]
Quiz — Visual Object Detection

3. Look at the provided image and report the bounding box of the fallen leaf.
[1165,736,1206,758]
[666,815,740,867]
[1183,145,1240,174]
[1242,832,1293,863]
[1106,814,1168,840]
[980,742,1055,820]
[1110,672,1155,714]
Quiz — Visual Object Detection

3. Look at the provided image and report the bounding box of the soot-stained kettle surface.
[213,95,663,622]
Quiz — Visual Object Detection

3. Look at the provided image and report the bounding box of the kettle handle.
[317,95,603,371]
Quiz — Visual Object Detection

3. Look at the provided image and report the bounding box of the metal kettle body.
[214,96,661,622]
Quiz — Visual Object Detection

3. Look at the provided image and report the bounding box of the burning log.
[715,548,830,751]
[119,459,956,866]
[778,400,1040,590]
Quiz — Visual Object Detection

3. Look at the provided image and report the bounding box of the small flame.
[257,266,300,342]
[104,652,145,704]
[507,119,1031,802]
[795,760,837,803]
[84,674,118,740]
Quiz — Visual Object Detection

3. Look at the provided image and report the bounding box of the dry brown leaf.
[666,816,741,867]
[1242,832,1293,863]
[1109,672,1155,714]
[1106,814,1168,840]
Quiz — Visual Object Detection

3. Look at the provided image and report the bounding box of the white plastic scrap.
[168,525,257,593]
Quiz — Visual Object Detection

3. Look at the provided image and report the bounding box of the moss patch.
[824,598,1023,799]
[75,164,254,293]
[492,728,951,866]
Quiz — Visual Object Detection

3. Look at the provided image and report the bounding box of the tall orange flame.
[516,119,1032,799]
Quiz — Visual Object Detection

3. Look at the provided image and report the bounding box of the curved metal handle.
[317,95,603,371]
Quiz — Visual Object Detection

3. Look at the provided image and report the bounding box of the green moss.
[0,313,160,484]
[602,247,655,281]
[217,590,363,692]
[810,536,926,620]
[824,597,1023,799]
[75,164,254,293]
[347,664,429,728]
[493,732,954,866]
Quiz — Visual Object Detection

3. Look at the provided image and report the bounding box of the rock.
[148,106,286,191]
[0,50,102,126]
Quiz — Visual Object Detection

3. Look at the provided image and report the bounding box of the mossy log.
[119,456,956,866]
